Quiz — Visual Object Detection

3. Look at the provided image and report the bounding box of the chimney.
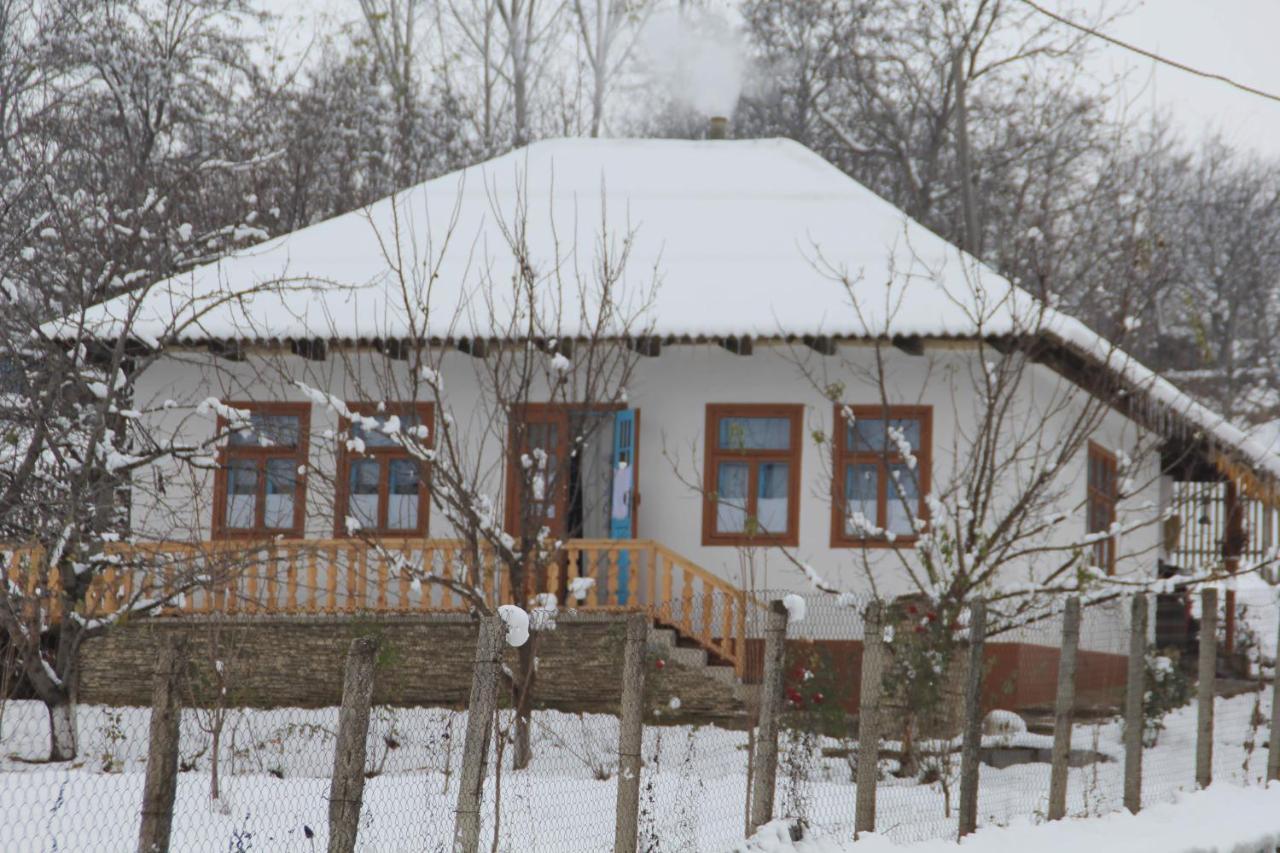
[708,116,729,140]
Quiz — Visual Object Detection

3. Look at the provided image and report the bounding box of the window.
[213,403,309,538]
[336,403,433,536]
[1087,442,1117,573]
[832,405,931,546]
[703,404,802,546]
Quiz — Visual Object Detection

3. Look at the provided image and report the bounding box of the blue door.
[610,409,637,603]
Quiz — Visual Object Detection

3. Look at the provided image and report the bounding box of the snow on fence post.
[854,601,885,837]
[327,636,379,853]
[1123,593,1148,814]
[1048,596,1081,821]
[957,599,987,839]
[454,616,505,853]
[137,634,186,853]
[748,599,790,835]
[1195,588,1218,790]
[1269,608,1280,783]
[613,613,648,853]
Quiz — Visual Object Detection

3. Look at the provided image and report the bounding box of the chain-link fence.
[0,587,1277,851]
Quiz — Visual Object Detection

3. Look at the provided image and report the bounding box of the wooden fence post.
[137,635,185,853]
[1268,605,1280,783]
[327,636,379,853]
[1048,596,1081,821]
[854,601,884,837]
[748,600,789,835]
[1123,594,1148,814]
[1195,588,1218,789]
[614,613,648,853]
[957,599,987,839]
[454,616,505,853]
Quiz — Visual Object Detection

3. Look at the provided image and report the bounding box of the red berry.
[655,659,666,670]
[812,692,824,704]
[906,604,918,615]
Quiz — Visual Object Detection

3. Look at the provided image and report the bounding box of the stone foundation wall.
[77,614,745,725]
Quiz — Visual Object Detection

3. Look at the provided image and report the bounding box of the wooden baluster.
[398,546,411,612]
[327,544,338,613]
[439,547,454,610]
[358,544,370,612]
[376,548,389,612]
[120,563,135,611]
[103,566,118,615]
[736,592,748,677]
[482,547,496,608]
[608,548,621,608]
[627,545,641,608]
[287,547,299,612]
[701,582,713,646]
[47,564,61,623]
[246,549,260,614]
[344,544,356,613]
[266,544,279,612]
[548,549,563,607]
[567,547,581,607]
[722,593,735,660]
[661,553,673,624]
[305,549,317,613]
[646,544,657,612]
[680,565,693,635]
[589,550,603,608]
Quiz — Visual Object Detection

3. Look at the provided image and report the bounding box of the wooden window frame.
[831,404,932,548]
[503,402,625,539]
[211,401,310,540]
[334,402,434,538]
[702,403,803,547]
[1087,441,1118,574]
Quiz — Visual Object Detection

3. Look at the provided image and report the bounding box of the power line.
[1017,0,1280,105]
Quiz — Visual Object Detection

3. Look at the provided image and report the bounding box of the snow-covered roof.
[56,137,1280,491]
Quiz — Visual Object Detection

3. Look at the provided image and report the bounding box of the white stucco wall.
[128,339,1161,648]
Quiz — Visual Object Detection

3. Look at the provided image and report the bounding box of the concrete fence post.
[327,636,379,853]
[957,599,987,839]
[1195,588,1218,789]
[1123,594,1148,814]
[613,613,648,853]
[1048,596,1081,821]
[854,601,885,837]
[454,616,505,853]
[137,636,185,853]
[748,600,789,835]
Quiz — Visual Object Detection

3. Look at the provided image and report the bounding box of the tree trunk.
[210,719,222,800]
[47,697,77,762]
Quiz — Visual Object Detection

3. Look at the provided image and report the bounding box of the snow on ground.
[740,784,1280,852]
[0,689,1275,851]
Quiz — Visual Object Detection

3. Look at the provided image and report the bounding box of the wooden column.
[454,616,504,853]
[328,637,379,853]
[957,600,987,839]
[1224,481,1243,657]
[854,602,885,837]
[1195,588,1218,789]
[1123,594,1148,814]
[1048,597,1081,821]
[748,600,789,834]
[613,614,648,853]
[137,637,185,853]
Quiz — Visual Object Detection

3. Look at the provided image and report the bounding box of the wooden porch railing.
[1,538,750,676]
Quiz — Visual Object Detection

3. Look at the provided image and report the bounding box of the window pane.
[718,417,790,451]
[844,464,878,535]
[230,413,301,448]
[388,458,421,530]
[348,459,380,530]
[264,458,297,529]
[886,463,919,535]
[849,416,920,452]
[225,460,257,529]
[351,413,419,449]
[757,462,790,535]
[715,461,749,533]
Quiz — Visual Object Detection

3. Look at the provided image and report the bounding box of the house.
[56,137,1280,692]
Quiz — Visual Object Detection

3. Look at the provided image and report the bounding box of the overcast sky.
[257,0,1280,156]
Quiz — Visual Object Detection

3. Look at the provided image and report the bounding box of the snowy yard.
[0,688,1276,851]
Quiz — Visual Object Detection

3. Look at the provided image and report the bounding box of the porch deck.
[3,538,751,675]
